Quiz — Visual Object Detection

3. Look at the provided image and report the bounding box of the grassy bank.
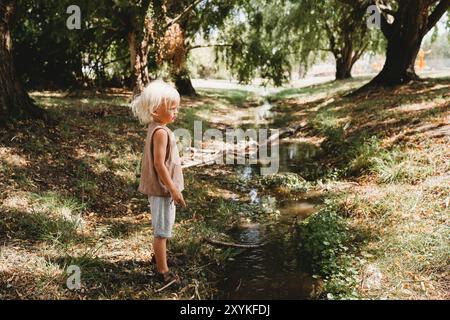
[271,77,449,299]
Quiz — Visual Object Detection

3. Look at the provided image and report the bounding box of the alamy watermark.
[174,121,279,175]
[66,265,81,290]
[67,4,383,30]
[66,5,81,30]
[366,5,381,29]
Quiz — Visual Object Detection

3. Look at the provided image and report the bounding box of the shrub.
[260,172,309,192]
[297,200,361,298]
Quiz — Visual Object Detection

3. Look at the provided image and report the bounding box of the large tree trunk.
[369,0,427,87]
[128,31,150,96]
[371,36,421,86]
[0,0,45,124]
[354,0,449,92]
[172,67,197,96]
[335,59,353,80]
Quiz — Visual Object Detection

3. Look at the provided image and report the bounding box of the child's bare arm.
[153,129,186,207]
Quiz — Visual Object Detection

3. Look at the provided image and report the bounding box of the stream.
[217,97,323,299]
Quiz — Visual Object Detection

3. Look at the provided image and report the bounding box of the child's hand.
[171,189,187,207]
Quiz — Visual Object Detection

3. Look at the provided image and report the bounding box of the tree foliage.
[217,0,292,85]
[217,0,385,85]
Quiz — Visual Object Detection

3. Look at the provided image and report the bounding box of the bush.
[297,200,361,298]
[260,172,309,192]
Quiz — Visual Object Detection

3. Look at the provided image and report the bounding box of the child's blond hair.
[130,80,180,125]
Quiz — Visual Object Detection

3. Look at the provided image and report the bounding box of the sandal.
[156,270,180,285]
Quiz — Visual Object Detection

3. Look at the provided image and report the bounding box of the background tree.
[216,0,382,85]
[287,0,383,80]
[0,0,45,124]
[153,0,202,96]
[102,0,155,95]
[357,0,450,89]
[152,0,241,96]
[13,0,116,90]
[108,0,209,95]
[217,0,292,86]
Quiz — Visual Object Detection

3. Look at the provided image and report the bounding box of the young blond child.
[131,80,186,284]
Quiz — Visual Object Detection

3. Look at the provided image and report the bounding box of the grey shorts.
[148,196,176,238]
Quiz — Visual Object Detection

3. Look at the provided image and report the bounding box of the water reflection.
[218,99,324,299]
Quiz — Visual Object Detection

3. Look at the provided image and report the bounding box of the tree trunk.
[173,67,197,96]
[370,25,423,86]
[354,0,450,92]
[335,61,353,80]
[335,47,354,80]
[327,13,367,81]
[128,31,150,96]
[0,0,45,124]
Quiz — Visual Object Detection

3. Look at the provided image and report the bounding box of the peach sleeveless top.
[138,122,184,197]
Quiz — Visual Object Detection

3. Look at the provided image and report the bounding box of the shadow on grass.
[52,255,153,285]
[103,219,151,238]
[271,78,449,180]
[269,77,371,102]
[0,257,154,299]
[0,209,88,245]
[0,92,146,219]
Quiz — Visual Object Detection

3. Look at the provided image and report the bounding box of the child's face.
[152,99,179,125]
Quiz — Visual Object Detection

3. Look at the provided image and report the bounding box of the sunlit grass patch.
[0,191,87,244]
[270,77,370,102]
[0,147,29,167]
[197,88,259,107]
[371,150,434,184]
[0,244,69,299]
[340,180,449,299]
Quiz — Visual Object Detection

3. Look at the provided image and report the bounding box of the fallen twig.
[155,279,177,293]
[203,237,265,249]
[194,279,202,300]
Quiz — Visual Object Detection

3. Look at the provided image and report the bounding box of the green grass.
[340,182,449,299]
[1,191,87,245]
[269,77,370,102]
[259,172,310,193]
[269,77,449,299]
[197,88,259,106]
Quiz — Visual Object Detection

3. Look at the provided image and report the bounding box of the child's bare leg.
[153,236,169,274]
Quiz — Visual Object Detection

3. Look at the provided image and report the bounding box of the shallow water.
[217,101,324,299]
[217,178,324,299]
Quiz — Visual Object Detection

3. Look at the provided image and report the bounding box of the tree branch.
[378,4,396,17]
[323,22,337,55]
[317,48,333,52]
[165,0,203,29]
[352,41,369,65]
[188,43,232,51]
[427,0,450,31]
